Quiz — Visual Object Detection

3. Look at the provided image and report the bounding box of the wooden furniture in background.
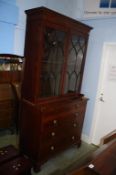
[68,134,116,175]
[100,129,116,145]
[0,145,32,175]
[0,54,23,132]
[19,7,92,171]
[69,167,99,175]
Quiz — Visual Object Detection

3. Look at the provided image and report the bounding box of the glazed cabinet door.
[64,33,88,94]
[39,26,67,97]
[39,26,88,98]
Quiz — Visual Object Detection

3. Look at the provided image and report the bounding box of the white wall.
[1,0,16,5]
[0,0,18,53]
[81,17,116,143]
[46,0,83,19]
[14,0,47,55]
[13,0,83,55]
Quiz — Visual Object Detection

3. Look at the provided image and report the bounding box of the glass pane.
[40,27,66,97]
[64,35,86,93]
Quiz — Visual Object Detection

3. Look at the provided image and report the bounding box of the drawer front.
[42,124,79,144]
[40,99,87,116]
[42,110,84,133]
[40,134,79,160]
[42,113,79,134]
[40,114,81,160]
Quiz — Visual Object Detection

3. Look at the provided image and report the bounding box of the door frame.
[89,42,116,145]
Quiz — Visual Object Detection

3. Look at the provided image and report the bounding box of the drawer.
[39,99,87,116]
[42,112,80,131]
[40,105,74,115]
[72,102,87,114]
[42,129,79,147]
[42,124,79,143]
[40,134,79,160]
[41,134,79,151]
[41,113,80,145]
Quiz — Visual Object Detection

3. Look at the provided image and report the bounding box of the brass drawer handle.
[12,166,18,170]
[51,132,55,137]
[12,165,16,168]
[17,163,21,167]
[53,120,57,125]
[50,146,55,150]
[73,123,77,128]
[72,136,75,140]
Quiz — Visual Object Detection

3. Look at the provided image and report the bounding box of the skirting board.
[81,134,91,144]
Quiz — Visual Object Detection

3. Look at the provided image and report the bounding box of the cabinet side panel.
[22,20,43,102]
[19,100,41,161]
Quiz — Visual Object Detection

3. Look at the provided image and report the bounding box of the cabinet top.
[25,6,92,33]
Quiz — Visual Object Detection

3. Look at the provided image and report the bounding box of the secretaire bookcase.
[19,7,92,171]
